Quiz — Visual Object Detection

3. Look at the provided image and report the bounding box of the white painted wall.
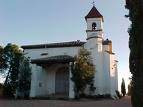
[84,15,118,97]
[26,47,81,98]
[30,65,45,97]
[102,52,111,94]
[103,44,110,52]
[86,18,103,39]
[109,54,118,97]
[86,18,103,31]
[24,47,81,59]
[27,9,118,98]
[30,63,71,97]
[28,44,118,98]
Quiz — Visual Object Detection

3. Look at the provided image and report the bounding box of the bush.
[0,83,3,96]
[115,90,122,99]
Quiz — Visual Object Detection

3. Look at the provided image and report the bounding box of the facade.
[22,6,118,99]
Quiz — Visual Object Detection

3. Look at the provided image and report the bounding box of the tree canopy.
[71,48,95,99]
[127,78,133,96]
[0,46,7,72]
[2,43,23,97]
[17,57,31,98]
[121,78,126,97]
[126,0,143,106]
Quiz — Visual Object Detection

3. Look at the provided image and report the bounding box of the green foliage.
[0,43,31,98]
[115,90,122,99]
[17,57,31,98]
[1,43,23,97]
[128,78,133,96]
[0,46,7,72]
[71,48,95,99]
[121,78,126,97]
[125,0,143,106]
[0,83,4,96]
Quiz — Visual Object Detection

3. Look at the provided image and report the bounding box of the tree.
[125,0,143,106]
[0,83,4,96]
[2,43,23,97]
[71,48,95,99]
[121,78,126,97]
[128,78,133,96]
[16,56,31,98]
[0,46,7,72]
[0,46,4,70]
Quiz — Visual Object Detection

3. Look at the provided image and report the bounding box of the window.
[92,23,97,30]
[41,53,48,56]
[39,82,42,87]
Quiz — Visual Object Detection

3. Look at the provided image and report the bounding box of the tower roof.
[85,6,103,20]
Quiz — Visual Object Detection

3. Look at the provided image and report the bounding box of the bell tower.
[84,4,105,95]
[85,5,104,52]
[85,5,104,40]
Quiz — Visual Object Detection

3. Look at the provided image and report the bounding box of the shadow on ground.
[0,96,131,107]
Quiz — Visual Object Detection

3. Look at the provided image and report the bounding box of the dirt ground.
[0,96,131,107]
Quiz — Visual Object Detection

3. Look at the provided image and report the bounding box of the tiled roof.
[105,51,115,55]
[21,41,85,49]
[85,6,103,20]
[31,55,74,64]
[103,39,112,45]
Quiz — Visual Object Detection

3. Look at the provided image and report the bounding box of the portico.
[30,55,75,98]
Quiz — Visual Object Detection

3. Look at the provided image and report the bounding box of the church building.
[21,5,118,99]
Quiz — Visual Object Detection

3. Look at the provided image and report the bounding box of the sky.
[0,0,131,91]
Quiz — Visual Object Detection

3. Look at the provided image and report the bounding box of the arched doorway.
[55,67,69,96]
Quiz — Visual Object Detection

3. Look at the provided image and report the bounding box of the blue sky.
[0,0,131,90]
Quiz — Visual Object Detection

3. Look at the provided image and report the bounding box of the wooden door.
[55,69,69,95]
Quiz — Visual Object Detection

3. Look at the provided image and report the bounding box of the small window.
[92,23,97,30]
[39,82,42,87]
[41,53,48,56]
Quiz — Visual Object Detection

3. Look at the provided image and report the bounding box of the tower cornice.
[86,29,102,32]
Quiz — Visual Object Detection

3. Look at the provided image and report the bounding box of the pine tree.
[125,0,143,106]
[121,78,126,97]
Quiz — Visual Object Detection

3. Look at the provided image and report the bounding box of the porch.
[30,55,75,99]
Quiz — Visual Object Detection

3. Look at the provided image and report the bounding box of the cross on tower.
[92,0,95,6]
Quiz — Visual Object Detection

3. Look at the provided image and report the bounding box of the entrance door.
[55,68,69,96]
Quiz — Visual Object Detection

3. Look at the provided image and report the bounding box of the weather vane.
[92,0,95,6]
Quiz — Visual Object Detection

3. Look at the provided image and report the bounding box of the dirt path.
[0,96,131,107]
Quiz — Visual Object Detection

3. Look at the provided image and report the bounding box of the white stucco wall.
[86,18,104,39]
[28,43,118,98]
[102,52,111,94]
[27,8,118,98]
[103,44,110,52]
[27,47,81,97]
[84,14,118,97]
[86,18,103,31]
[109,54,118,97]
[84,40,106,95]
[24,47,81,59]
[30,65,45,97]
[30,63,71,97]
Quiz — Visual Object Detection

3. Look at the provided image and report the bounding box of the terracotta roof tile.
[21,41,85,49]
[31,55,74,64]
[85,6,103,20]
[103,39,112,45]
